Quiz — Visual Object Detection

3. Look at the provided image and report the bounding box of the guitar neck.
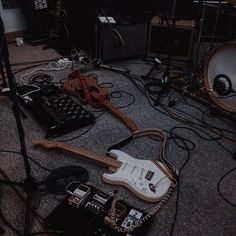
[55,0,61,17]
[35,140,122,170]
[101,98,139,131]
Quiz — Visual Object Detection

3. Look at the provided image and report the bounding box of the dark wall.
[151,0,195,20]
[17,0,195,50]
[62,0,154,50]
[18,0,51,42]
[62,1,98,50]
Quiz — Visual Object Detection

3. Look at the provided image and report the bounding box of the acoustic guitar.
[32,139,175,202]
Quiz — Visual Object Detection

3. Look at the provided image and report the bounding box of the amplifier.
[148,16,196,61]
[18,0,51,44]
[96,20,148,62]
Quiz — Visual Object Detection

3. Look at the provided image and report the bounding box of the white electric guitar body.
[32,139,175,202]
[103,150,173,202]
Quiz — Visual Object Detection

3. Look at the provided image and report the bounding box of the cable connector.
[57,58,72,67]
[78,56,92,65]
[0,87,10,96]
[154,57,162,65]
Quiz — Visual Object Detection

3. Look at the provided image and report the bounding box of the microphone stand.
[153,0,178,106]
[142,0,177,106]
[168,0,206,106]
[93,58,129,74]
[0,19,36,235]
[0,18,78,236]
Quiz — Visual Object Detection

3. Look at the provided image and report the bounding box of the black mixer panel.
[17,83,95,137]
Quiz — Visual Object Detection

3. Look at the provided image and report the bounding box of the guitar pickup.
[145,171,154,181]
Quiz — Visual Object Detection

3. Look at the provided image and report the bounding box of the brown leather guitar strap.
[107,128,177,179]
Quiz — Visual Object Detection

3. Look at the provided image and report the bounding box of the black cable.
[168,131,191,236]
[109,90,136,109]
[10,57,63,67]
[12,63,49,75]
[0,207,23,236]
[83,68,234,154]
[170,126,233,155]
[0,165,22,236]
[211,93,236,99]
[217,167,236,208]
[168,90,184,106]
[171,125,222,141]
[149,128,196,152]
[49,123,95,142]
[168,131,195,152]
[182,98,236,136]
[201,109,236,136]
[167,103,223,143]
[0,149,52,172]
[100,8,125,47]
[144,80,235,153]
[30,232,61,235]
[95,110,107,119]
[44,165,89,195]
[29,73,54,86]
[161,102,236,143]
[179,99,236,142]
[98,82,113,89]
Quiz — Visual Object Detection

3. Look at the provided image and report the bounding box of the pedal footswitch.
[68,184,91,208]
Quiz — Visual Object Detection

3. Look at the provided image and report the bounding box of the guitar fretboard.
[34,140,122,170]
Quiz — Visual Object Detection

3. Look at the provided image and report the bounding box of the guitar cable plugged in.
[57,58,72,67]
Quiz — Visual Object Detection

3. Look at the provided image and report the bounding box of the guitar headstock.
[32,139,57,149]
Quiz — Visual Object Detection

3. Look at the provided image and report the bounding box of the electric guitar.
[32,139,175,202]
[46,0,70,53]
[63,71,139,131]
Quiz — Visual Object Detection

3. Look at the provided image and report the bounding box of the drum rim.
[203,42,236,113]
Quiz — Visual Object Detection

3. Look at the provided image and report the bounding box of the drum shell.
[203,42,236,113]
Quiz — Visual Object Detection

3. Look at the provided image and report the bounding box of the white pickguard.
[102,150,174,202]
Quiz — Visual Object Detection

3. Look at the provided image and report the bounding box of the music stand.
[0,17,79,236]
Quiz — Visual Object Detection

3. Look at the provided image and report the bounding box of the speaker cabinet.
[148,16,196,61]
[97,22,148,62]
[18,0,51,44]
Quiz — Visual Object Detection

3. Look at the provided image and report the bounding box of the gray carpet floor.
[0,42,235,236]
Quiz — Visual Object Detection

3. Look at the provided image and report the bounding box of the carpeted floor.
[0,41,235,236]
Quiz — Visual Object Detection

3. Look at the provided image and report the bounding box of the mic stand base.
[0,21,86,236]
[94,61,129,74]
[154,72,170,106]
[0,88,27,119]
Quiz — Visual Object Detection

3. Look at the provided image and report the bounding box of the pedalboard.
[45,183,153,236]
[16,83,95,137]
